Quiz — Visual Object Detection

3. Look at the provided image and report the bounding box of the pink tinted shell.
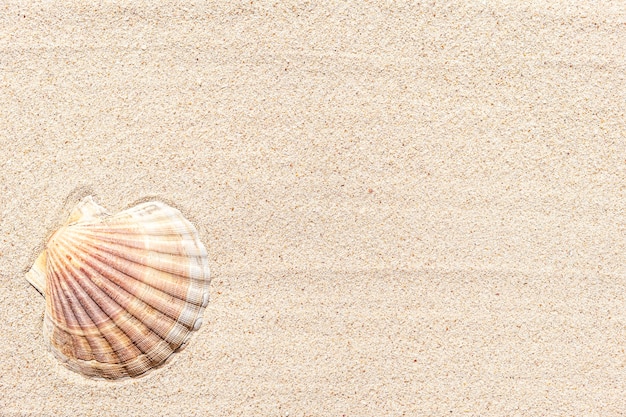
[25,197,211,379]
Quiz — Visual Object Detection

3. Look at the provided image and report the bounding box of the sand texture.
[1,1,626,415]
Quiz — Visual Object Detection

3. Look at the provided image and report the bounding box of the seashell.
[25,196,211,379]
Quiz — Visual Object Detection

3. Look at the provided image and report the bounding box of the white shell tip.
[67,195,110,223]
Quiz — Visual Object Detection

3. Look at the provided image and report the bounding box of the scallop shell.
[25,196,211,379]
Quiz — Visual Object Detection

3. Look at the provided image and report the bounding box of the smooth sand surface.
[1,2,626,415]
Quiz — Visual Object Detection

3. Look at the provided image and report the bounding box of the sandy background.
[1,1,626,415]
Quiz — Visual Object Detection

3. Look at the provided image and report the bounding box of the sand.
[1,1,625,415]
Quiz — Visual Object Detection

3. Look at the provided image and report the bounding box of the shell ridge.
[49,237,166,345]
[89,205,197,236]
[68,230,207,281]
[48,246,175,377]
[47,248,125,366]
[45,257,75,339]
[66,232,201,310]
[68,242,207,336]
[46,251,84,333]
[69,228,207,257]
[66,245,193,336]
[125,202,183,221]
[48,243,128,339]
[46,253,103,366]
[63,227,207,281]
[75,222,194,236]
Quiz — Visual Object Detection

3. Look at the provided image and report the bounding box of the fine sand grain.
[1,2,625,415]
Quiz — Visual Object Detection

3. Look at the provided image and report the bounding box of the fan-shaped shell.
[25,196,211,379]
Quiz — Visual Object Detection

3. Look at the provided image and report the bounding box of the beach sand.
[1,2,625,415]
